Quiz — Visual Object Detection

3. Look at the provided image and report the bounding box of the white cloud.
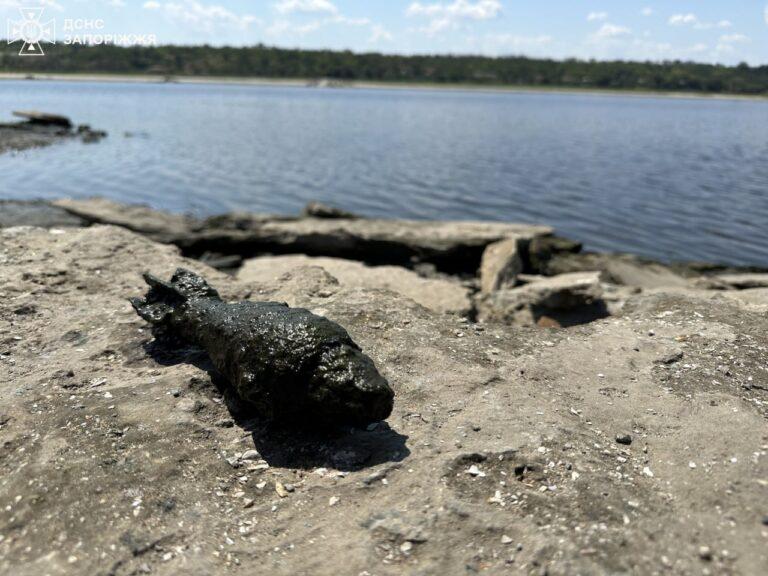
[266,18,326,36]
[406,0,502,20]
[711,34,750,61]
[586,37,732,64]
[418,17,452,35]
[0,0,64,11]
[765,5,768,25]
[462,32,552,56]
[575,30,755,65]
[669,13,698,26]
[369,24,393,44]
[587,12,608,22]
[669,14,732,30]
[267,0,381,41]
[719,33,750,44]
[641,7,653,17]
[331,15,370,27]
[143,1,257,32]
[406,0,502,35]
[714,43,736,56]
[266,6,380,41]
[274,0,337,15]
[266,15,367,37]
[594,23,631,39]
[484,33,552,49]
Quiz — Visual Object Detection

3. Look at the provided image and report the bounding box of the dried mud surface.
[1,226,767,575]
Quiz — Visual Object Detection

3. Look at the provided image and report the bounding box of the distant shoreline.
[1,72,767,103]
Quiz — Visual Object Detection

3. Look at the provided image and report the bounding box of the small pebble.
[501,535,513,545]
[642,467,654,478]
[275,482,289,498]
[698,546,713,561]
[657,351,683,365]
[329,496,340,506]
[615,434,632,445]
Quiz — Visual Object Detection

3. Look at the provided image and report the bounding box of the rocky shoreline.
[4,197,767,328]
[1,198,767,575]
[0,112,106,154]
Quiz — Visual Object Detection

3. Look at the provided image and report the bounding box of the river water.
[1,80,766,266]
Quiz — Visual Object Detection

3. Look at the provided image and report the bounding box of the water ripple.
[0,81,766,267]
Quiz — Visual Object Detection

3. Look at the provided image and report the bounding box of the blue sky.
[4,1,768,64]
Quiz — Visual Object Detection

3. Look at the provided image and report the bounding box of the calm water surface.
[1,80,767,266]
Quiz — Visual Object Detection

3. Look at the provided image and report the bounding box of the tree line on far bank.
[1,44,767,95]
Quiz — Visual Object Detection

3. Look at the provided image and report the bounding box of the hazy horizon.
[1,1,766,66]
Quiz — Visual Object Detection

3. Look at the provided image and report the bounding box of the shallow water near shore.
[1,79,767,267]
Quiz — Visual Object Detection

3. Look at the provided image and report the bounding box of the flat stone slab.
[479,237,523,294]
[721,288,768,310]
[238,255,472,315]
[188,217,552,273]
[52,198,552,272]
[260,217,552,253]
[13,110,72,128]
[546,253,691,289]
[0,200,87,229]
[54,197,201,242]
[714,274,768,290]
[478,271,605,326]
[302,201,360,219]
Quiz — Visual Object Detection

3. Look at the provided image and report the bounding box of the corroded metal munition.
[131,268,394,426]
